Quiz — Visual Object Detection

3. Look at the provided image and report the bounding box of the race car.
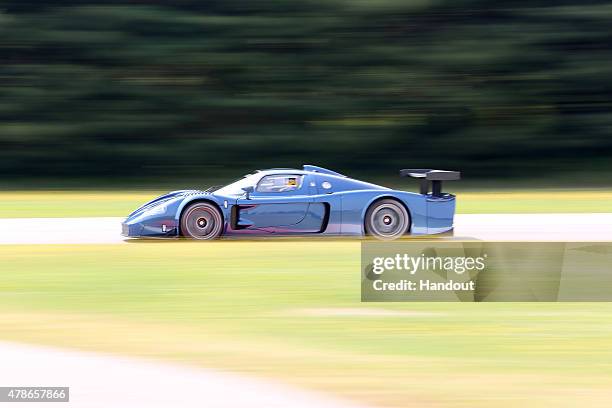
[121,165,460,240]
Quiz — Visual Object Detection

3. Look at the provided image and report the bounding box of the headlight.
[144,204,168,216]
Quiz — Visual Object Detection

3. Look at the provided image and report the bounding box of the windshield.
[214,173,262,196]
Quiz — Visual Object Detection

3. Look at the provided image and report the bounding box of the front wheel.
[365,199,410,240]
[181,202,223,240]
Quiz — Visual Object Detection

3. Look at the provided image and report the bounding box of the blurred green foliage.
[1,1,611,182]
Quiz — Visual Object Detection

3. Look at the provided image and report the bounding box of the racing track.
[0,213,611,244]
[0,341,370,408]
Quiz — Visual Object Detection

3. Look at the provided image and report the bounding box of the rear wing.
[400,169,461,196]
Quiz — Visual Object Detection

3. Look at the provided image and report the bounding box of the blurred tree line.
[1,0,611,183]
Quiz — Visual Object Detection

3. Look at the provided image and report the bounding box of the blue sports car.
[121,165,460,240]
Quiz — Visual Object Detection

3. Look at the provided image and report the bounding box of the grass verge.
[1,242,612,407]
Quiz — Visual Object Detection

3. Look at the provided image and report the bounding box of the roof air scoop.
[303,165,346,177]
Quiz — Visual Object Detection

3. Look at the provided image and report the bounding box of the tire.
[180,202,223,240]
[364,199,410,240]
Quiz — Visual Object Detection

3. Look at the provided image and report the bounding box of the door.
[234,174,326,233]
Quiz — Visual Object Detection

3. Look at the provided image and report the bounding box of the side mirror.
[242,186,254,200]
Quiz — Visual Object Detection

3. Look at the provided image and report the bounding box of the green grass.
[458,190,612,213]
[1,242,612,407]
[0,191,157,218]
[0,189,611,218]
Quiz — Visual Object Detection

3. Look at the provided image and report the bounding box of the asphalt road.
[0,214,611,244]
[0,341,369,408]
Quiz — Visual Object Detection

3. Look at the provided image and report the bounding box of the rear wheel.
[181,202,223,240]
[365,199,410,240]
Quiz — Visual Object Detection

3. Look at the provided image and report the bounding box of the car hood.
[127,189,209,218]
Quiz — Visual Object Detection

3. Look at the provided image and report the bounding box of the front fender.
[174,194,233,233]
